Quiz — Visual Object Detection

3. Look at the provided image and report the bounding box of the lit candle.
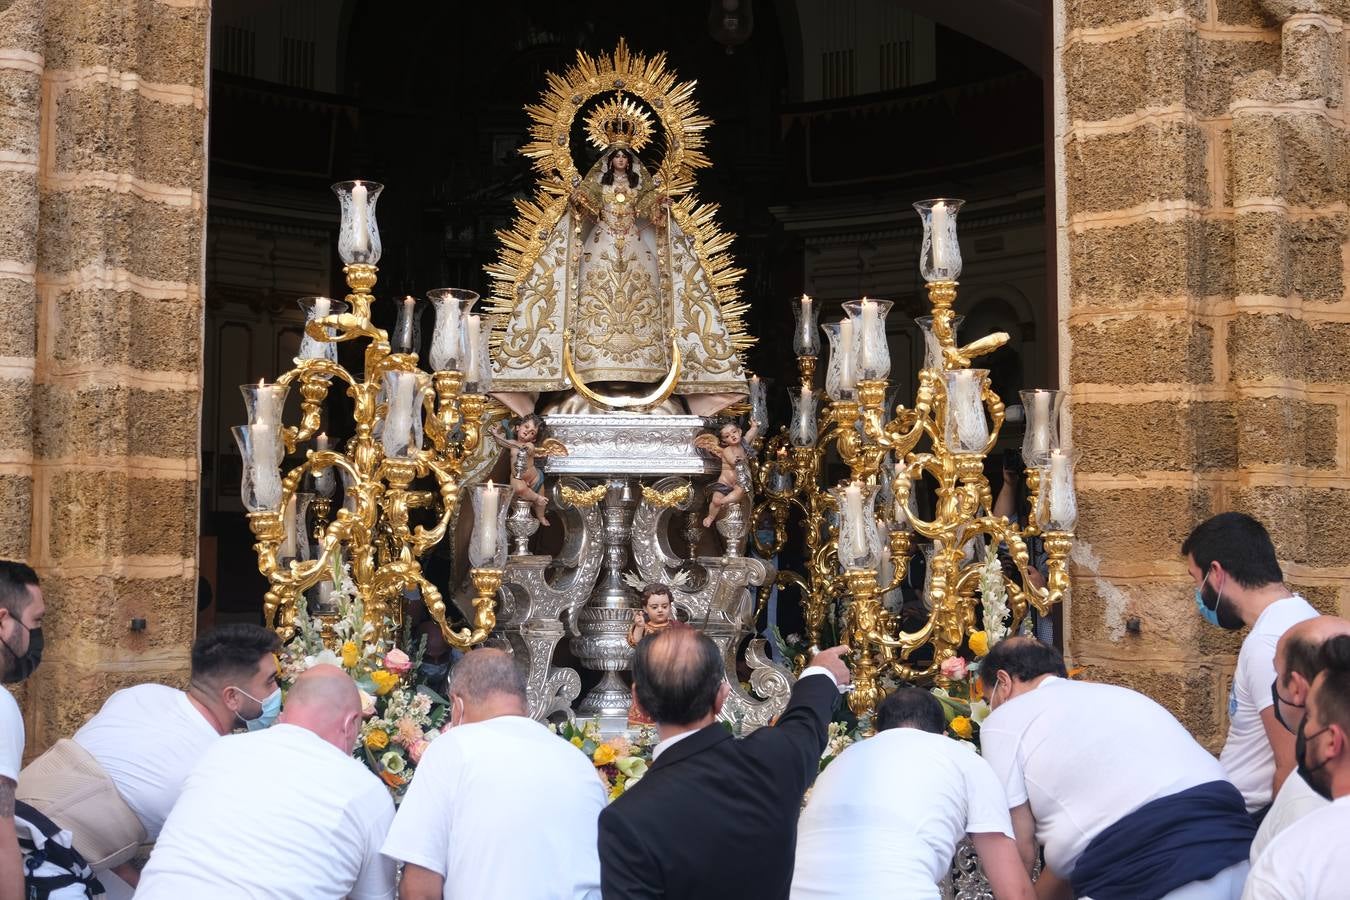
[860,299,879,373]
[254,379,279,428]
[838,318,856,390]
[477,481,500,563]
[930,201,950,270]
[316,581,333,610]
[313,296,330,321]
[1030,390,1051,458]
[351,182,369,254]
[312,431,335,498]
[250,422,282,509]
[394,296,416,352]
[465,314,482,380]
[316,432,329,452]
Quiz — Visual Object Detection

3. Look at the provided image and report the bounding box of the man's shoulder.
[0,684,20,720]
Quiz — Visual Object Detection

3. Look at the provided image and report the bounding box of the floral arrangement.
[555,719,656,802]
[280,566,449,801]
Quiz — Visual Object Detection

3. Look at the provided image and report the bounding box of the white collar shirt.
[136,724,395,900]
[1243,793,1350,899]
[0,686,23,782]
[381,715,605,900]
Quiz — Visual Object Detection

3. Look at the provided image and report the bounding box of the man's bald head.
[632,624,724,726]
[278,664,362,751]
[1277,616,1350,687]
[447,648,528,724]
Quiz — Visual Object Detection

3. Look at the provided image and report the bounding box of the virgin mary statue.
[489,92,749,417]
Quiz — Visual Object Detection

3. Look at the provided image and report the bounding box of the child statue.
[490,414,568,526]
[627,583,676,647]
[694,419,760,528]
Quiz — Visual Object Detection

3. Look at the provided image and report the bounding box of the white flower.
[970,699,992,726]
[306,649,341,669]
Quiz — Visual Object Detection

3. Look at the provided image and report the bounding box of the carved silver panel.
[540,414,721,477]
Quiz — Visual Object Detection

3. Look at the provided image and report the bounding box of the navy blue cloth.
[1070,780,1254,900]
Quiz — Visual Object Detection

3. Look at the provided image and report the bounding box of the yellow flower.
[608,783,624,802]
[968,631,989,657]
[950,716,973,739]
[570,736,584,748]
[341,641,359,669]
[371,670,400,696]
[365,729,389,751]
[592,743,618,767]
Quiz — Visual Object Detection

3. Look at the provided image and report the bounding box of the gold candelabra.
[237,180,506,649]
[750,199,1077,716]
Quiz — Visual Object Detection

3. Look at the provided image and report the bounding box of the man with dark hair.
[598,625,848,899]
[17,622,280,897]
[0,561,44,899]
[1244,635,1350,897]
[383,648,604,899]
[793,686,1034,899]
[1182,512,1317,818]
[980,637,1254,899]
[1249,615,1350,862]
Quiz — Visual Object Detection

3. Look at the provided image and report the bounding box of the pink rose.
[939,656,969,680]
[408,739,430,764]
[383,648,412,675]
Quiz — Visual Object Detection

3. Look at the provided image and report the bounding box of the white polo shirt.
[137,724,395,900]
[792,728,1012,899]
[980,677,1228,877]
[381,715,605,900]
[1249,772,1326,863]
[0,685,22,782]
[1242,793,1350,899]
[72,684,220,840]
[1221,595,1317,812]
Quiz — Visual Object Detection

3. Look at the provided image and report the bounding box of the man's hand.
[807,645,851,686]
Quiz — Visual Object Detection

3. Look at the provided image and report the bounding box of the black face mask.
[1272,678,1304,735]
[1201,580,1244,631]
[2,622,42,684]
[1295,718,1334,801]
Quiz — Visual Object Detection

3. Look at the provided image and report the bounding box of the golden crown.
[584,96,654,153]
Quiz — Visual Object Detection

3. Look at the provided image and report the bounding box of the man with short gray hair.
[382,647,605,900]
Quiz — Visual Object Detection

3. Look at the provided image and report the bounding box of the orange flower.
[379,769,407,788]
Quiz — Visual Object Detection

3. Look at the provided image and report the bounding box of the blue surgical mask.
[234,686,282,731]
[1194,585,1221,627]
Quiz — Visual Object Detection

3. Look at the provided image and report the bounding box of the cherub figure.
[490,413,568,525]
[627,583,675,648]
[694,418,760,528]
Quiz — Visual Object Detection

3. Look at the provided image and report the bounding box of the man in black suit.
[598,624,849,898]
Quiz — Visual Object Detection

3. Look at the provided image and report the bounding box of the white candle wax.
[838,318,856,390]
[254,380,280,428]
[351,183,370,255]
[249,422,282,509]
[843,481,865,562]
[478,481,500,563]
[860,299,879,372]
[930,201,950,270]
[430,298,463,372]
[947,370,989,451]
[313,297,330,321]
[280,494,297,558]
[316,432,329,452]
[1030,391,1052,458]
[1048,450,1077,528]
[317,581,333,608]
[466,314,482,380]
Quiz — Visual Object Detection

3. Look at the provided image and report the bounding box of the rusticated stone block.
[1066,0,1205,31]
[1306,322,1350,383]
[25,661,191,754]
[1076,486,1213,563]
[52,85,204,189]
[0,171,39,266]
[0,378,33,453]
[1290,583,1341,616]
[34,383,199,458]
[1068,317,1212,384]
[0,278,37,358]
[1232,486,1350,566]
[1069,578,1242,657]
[37,188,201,285]
[1230,114,1349,209]
[54,288,202,373]
[0,473,32,560]
[43,1,209,89]
[1064,24,1195,123]
[1069,218,1233,305]
[1233,212,1344,302]
[1214,0,1275,25]
[0,67,41,158]
[1074,661,1224,748]
[47,471,197,561]
[1066,120,1209,215]
[1074,400,1237,472]
[1197,36,1281,116]
[1288,215,1345,302]
[1227,313,1306,380]
[41,573,195,650]
[0,0,46,56]
[1235,396,1339,469]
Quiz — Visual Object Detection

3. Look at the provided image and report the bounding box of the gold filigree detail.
[585,96,655,153]
[560,483,609,508]
[641,483,692,508]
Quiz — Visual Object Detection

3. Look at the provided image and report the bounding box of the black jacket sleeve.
[743,672,838,796]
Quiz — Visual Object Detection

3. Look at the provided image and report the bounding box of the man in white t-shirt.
[792,686,1033,900]
[1249,615,1350,863]
[980,637,1253,899]
[137,664,395,900]
[1243,635,1350,898]
[1182,512,1318,817]
[0,562,45,900]
[17,623,282,897]
[382,648,604,900]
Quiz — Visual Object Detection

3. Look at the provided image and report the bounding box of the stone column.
[0,0,209,753]
[1055,0,1349,746]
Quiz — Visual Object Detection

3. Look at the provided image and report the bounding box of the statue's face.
[518,420,539,442]
[644,594,671,624]
[612,152,629,172]
[720,424,741,446]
